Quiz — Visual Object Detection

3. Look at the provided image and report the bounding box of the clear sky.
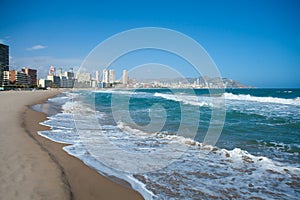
[1,0,299,87]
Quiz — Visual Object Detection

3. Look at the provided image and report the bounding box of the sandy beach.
[0,90,143,200]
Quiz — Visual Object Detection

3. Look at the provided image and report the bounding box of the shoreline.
[22,94,73,199]
[0,90,143,200]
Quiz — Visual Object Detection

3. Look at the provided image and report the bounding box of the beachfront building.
[122,69,128,85]
[75,71,91,88]
[59,68,75,88]
[47,74,61,88]
[42,67,75,88]
[3,68,39,88]
[102,69,109,84]
[6,70,29,87]
[0,44,9,87]
[2,71,11,86]
[49,66,55,75]
[109,70,115,83]
[102,69,116,88]
[38,79,52,88]
[22,67,37,87]
[60,76,74,88]
[95,70,100,83]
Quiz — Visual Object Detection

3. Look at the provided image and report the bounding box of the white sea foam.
[35,90,300,199]
[93,89,132,94]
[118,121,205,147]
[154,92,213,107]
[37,130,78,144]
[93,89,148,96]
[47,95,69,103]
[117,121,151,136]
[101,121,300,199]
[224,92,300,106]
[40,113,300,199]
[134,141,300,199]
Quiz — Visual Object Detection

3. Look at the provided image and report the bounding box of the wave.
[35,90,300,199]
[256,140,300,156]
[93,89,151,96]
[62,143,155,200]
[154,92,213,107]
[224,93,300,106]
[93,89,134,95]
[95,90,300,107]
[118,122,300,199]
[117,122,299,166]
[117,121,204,147]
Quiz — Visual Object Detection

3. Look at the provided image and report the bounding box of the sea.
[31,88,300,199]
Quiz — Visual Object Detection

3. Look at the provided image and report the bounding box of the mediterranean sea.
[33,88,300,199]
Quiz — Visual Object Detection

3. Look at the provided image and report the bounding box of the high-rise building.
[47,74,61,87]
[38,79,52,88]
[22,67,37,86]
[75,71,91,88]
[76,72,91,83]
[102,69,109,83]
[43,67,74,88]
[60,68,75,88]
[49,66,55,75]
[109,69,115,83]
[102,69,116,84]
[15,71,29,86]
[57,68,63,76]
[7,70,17,85]
[63,68,74,79]
[122,69,128,85]
[2,71,10,86]
[95,70,99,82]
[6,70,29,86]
[0,44,9,86]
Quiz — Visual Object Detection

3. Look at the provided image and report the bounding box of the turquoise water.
[35,88,300,199]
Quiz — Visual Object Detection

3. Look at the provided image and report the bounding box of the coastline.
[0,90,143,200]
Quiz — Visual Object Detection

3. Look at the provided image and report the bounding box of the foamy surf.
[35,89,300,199]
[224,92,300,106]
[154,92,214,107]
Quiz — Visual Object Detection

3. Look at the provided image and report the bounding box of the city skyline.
[1,49,248,90]
[1,0,300,88]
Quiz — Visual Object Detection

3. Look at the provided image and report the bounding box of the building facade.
[109,69,116,83]
[102,69,116,87]
[47,75,61,87]
[122,69,128,85]
[75,71,91,88]
[102,69,109,83]
[0,44,9,86]
[22,67,37,86]
[41,67,75,88]
[4,70,29,86]
[16,71,29,86]
[59,72,74,88]
[38,79,52,88]
[2,71,10,86]
[95,70,99,83]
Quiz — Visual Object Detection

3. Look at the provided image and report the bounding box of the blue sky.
[1,0,299,87]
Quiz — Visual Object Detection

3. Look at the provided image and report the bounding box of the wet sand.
[0,90,143,200]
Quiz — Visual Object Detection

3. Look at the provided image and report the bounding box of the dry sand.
[0,90,143,200]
